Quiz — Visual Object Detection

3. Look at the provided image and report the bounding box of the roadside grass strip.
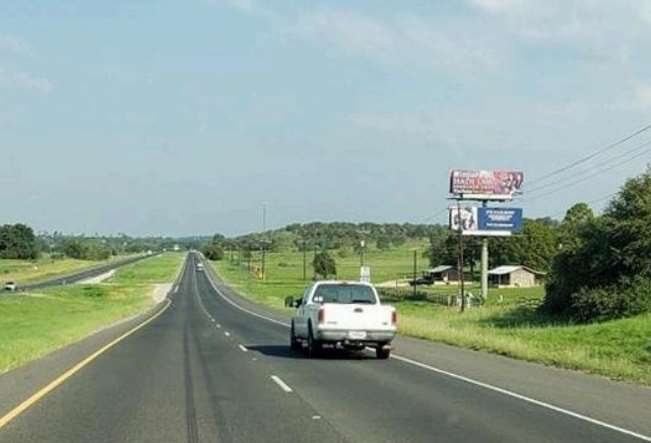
[0,253,184,375]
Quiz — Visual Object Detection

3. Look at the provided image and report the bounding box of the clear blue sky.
[2,0,650,236]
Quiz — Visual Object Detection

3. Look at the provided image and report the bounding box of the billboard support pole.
[456,199,466,313]
[481,200,489,301]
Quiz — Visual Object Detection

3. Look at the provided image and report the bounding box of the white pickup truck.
[287,281,397,359]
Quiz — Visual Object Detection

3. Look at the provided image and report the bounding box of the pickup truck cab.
[287,281,396,359]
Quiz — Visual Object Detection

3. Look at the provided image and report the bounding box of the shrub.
[570,275,651,322]
[203,244,225,261]
[313,251,336,278]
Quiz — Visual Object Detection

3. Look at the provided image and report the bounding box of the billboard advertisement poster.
[478,208,523,233]
[449,207,478,233]
[449,207,523,236]
[449,170,524,199]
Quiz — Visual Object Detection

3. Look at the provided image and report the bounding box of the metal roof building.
[488,265,546,288]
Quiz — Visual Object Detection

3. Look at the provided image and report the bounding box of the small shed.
[426,265,459,284]
[488,265,546,288]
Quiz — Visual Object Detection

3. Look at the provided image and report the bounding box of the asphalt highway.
[16,253,157,292]
[0,252,648,442]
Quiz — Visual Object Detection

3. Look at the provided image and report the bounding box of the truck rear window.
[314,284,376,304]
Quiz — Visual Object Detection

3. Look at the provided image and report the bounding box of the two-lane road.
[0,253,647,442]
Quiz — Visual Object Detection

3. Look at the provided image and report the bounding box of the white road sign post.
[360,266,371,284]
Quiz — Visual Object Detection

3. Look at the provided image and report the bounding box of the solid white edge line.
[390,354,651,442]
[200,260,290,328]
[270,375,293,393]
[238,344,248,352]
[198,253,651,442]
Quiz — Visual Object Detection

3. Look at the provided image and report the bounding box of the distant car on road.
[4,281,17,292]
[287,281,397,359]
[196,263,204,272]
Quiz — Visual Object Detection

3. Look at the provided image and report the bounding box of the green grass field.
[213,245,651,385]
[0,255,126,286]
[0,252,185,374]
[110,253,185,285]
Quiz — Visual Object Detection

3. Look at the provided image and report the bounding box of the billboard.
[449,170,524,200]
[450,207,523,236]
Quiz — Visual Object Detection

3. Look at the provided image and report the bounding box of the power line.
[526,138,651,195]
[417,207,449,224]
[549,191,618,219]
[523,146,651,204]
[527,123,651,187]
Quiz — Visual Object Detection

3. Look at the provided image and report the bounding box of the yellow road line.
[0,298,172,431]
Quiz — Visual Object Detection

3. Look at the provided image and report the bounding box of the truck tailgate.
[321,304,394,331]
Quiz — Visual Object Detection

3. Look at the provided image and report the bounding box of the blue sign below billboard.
[478,208,523,233]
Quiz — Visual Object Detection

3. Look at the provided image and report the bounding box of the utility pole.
[261,203,268,280]
[480,200,489,301]
[262,203,267,233]
[313,236,318,280]
[302,237,307,281]
[456,201,466,313]
[412,249,418,298]
[261,243,266,280]
[356,229,369,268]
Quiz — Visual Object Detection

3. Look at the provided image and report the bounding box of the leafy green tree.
[390,233,407,247]
[212,233,226,245]
[544,167,651,319]
[313,251,336,278]
[203,244,225,261]
[426,228,457,267]
[63,240,85,259]
[376,235,392,250]
[490,219,558,272]
[559,203,594,252]
[0,224,39,259]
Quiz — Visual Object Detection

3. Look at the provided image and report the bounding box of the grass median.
[0,255,131,286]
[0,252,185,374]
[212,247,651,385]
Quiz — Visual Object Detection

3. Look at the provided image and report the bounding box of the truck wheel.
[307,326,321,358]
[290,322,301,352]
[376,346,391,360]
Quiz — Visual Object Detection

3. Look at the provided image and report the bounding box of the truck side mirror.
[293,299,303,308]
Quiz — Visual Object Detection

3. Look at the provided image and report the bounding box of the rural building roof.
[428,265,456,274]
[488,265,546,276]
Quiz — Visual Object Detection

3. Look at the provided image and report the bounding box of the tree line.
[0,227,196,261]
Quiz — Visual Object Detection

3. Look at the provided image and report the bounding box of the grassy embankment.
[0,252,184,374]
[0,255,131,286]
[213,243,651,385]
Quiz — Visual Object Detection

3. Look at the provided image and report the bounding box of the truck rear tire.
[307,326,321,358]
[376,346,391,359]
[290,322,301,352]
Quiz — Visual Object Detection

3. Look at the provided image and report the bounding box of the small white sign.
[360,266,371,283]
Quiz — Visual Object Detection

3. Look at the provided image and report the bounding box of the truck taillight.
[391,311,397,326]
[318,308,325,324]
